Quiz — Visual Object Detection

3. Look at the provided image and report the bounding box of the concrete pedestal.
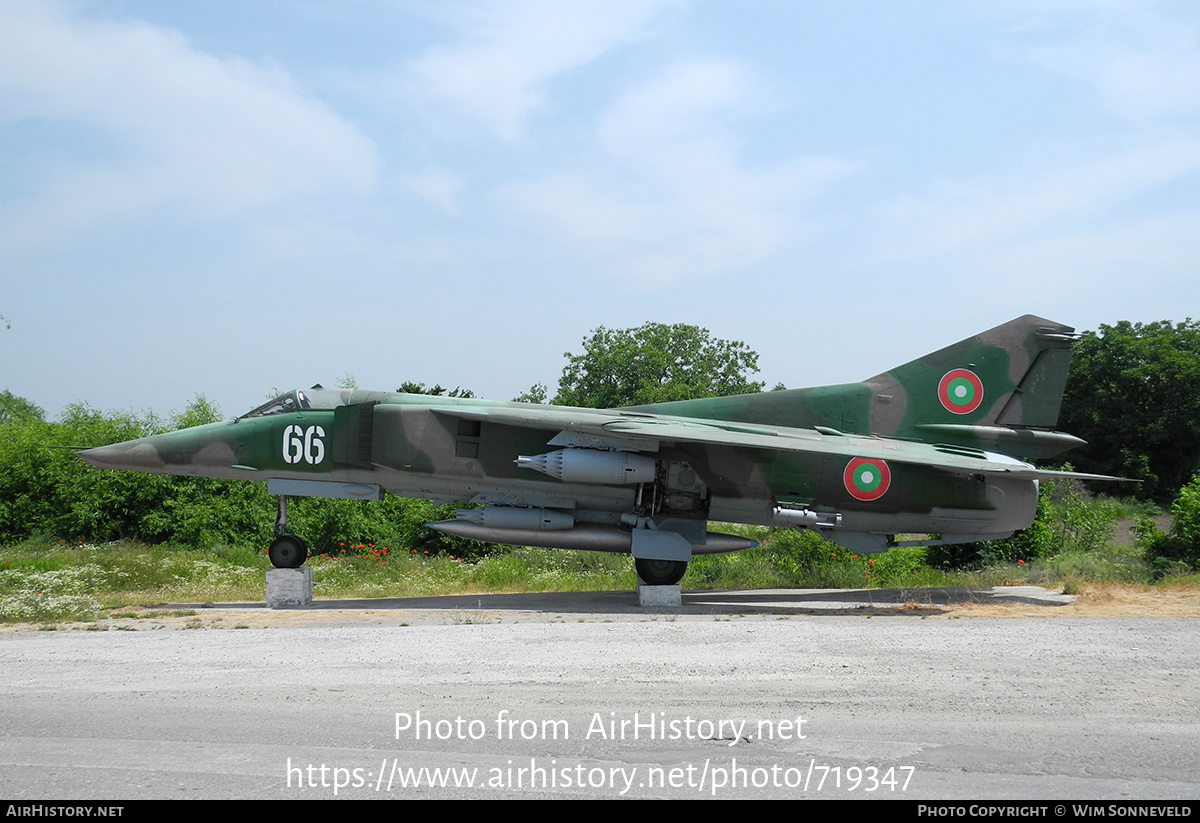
[636,583,682,608]
[265,567,312,608]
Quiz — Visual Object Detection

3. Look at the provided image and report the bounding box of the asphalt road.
[1,591,1198,800]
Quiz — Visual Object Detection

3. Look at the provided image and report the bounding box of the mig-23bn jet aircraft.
[79,315,1117,585]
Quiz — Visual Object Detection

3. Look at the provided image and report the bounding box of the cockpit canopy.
[241,388,351,419]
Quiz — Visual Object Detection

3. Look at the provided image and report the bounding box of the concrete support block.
[265,567,312,608]
[637,583,681,608]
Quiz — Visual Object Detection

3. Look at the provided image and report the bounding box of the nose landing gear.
[268,495,308,568]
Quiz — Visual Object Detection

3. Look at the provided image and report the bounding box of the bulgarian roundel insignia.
[938,368,984,414]
[843,457,891,501]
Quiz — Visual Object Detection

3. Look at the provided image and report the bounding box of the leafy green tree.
[170,394,223,429]
[1061,320,1200,502]
[397,381,475,398]
[0,389,45,424]
[512,382,549,404]
[0,402,164,544]
[554,323,764,408]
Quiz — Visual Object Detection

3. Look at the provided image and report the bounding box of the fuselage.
[80,387,1040,555]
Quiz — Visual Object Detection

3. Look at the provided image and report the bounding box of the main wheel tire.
[268,535,308,569]
[635,557,687,586]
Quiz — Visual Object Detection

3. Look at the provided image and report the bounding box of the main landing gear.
[634,558,688,586]
[268,534,308,568]
[268,495,308,569]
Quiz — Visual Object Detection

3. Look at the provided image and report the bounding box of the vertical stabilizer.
[863,314,1077,434]
[627,315,1083,459]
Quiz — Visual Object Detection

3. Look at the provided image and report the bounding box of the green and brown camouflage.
[79,315,1115,584]
[625,314,1083,459]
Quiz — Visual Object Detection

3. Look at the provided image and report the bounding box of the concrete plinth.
[265,567,313,608]
[637,583,681,608]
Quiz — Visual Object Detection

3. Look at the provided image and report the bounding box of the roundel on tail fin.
[938,369,983,414]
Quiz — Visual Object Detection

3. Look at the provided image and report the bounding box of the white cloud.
[983,208,1200,292]
[1015,3,1200,120]
[597,59,750,153]
[0,1,379,248]
[508,59,855,285]
[403,168,466,214]
[883,139,1200,259]
[403,0,680,138]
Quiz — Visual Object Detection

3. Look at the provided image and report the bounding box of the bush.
[926,476,1116,569]
[1142,475,1200,573]
[927,481,1055,569]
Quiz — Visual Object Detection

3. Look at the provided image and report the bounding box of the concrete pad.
[264,567,312,607]
[637,583,681,608]
[155,585,1076,620]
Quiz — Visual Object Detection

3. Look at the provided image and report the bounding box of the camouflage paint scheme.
[79,315,1110,584]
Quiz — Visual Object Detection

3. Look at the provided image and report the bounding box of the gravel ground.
[1,588,1198,800]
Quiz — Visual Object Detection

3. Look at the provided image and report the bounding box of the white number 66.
[282,424,325,464]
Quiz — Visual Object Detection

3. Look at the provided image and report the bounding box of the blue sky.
[2,0,1198,419]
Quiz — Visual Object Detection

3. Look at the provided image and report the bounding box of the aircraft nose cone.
[78,442,166,470]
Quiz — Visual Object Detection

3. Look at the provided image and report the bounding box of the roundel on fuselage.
[843,457,890,501]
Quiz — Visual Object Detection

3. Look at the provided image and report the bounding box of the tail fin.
[630,315,1084,459]
[863,314,1083,458]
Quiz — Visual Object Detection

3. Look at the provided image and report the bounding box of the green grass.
[308,545,635,598]
[2,501,1195,625]
[0,540,268,621]
[0,539,640,621]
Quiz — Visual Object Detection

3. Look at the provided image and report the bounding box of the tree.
[0,389,45,424]
[397,381,475,398]
[553,323,764,408]
[1060,320,1200,503]
[170,394,222,429]
[512,382,549,404]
